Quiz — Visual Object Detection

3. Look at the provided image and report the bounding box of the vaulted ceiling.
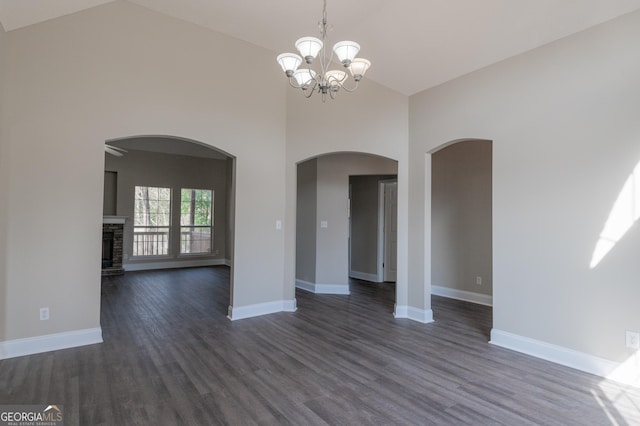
[1,0,640,95]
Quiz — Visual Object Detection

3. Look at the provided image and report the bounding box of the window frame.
[132,185,172,258]
[179,188,214,256]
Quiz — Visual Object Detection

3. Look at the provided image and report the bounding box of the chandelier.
[276,0,371,101]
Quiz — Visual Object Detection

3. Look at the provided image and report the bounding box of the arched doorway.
[294,152,399,310]
[429,139,493,336]
[101,135,236,315]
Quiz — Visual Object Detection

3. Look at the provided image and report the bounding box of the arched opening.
[294,151,399,312]
[429,139,493,337]
[101,135,236,318]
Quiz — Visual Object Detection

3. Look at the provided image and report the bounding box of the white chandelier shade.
[348,58,371,81]
[333,41,360,66]
[293,69,317,87]
[276,53,303,77]
[325,69,347,84]
[276,0,371,101]
[295,37,323,63]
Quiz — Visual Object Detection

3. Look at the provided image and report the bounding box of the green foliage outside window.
[180,189,212,227]
[180,189,213,254]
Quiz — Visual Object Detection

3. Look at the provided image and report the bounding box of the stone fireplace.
[102,216,126,276]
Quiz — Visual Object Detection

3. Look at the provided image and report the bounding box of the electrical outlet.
[40,307,50,321]
[626,331,640,349]
[476,276,482,285]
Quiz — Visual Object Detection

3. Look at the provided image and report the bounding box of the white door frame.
[378,179,397,282]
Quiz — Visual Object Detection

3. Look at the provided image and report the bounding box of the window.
[180,188,213,254]
[133,186,171,256]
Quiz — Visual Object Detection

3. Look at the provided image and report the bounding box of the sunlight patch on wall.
[590,161,640,268]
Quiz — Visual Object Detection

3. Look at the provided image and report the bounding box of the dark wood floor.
[1,267,639,425]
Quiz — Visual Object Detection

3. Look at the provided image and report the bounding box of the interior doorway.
[430,139,493,308]
[348,173,397,284]
[295,153,398,299]
[101,135,236,315]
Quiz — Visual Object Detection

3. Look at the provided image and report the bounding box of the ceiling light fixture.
[276,0,371,101]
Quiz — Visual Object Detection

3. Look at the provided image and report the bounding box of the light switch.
[320,221,328,228]
[275,220,282,230]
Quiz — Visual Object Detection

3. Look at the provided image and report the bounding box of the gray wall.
[431,140,492,296]
[296,159,317,283]
[350,175,396,278]
[409,10,640,363]
[104,148,228,267]
[103,171,117,216]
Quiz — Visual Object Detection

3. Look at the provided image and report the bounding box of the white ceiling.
[1,0,640,95]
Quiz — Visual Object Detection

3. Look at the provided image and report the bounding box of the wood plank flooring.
[1,266,639,425]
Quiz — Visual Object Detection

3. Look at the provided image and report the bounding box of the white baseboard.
[124,258,226,271]
[227,299,297,321]
[432,285,493,306]
[295,280,316,293]
[224,259,232,267]
[394,305,434,324]
[490,329,640,388]
[0,327,103,360]
[349,270,379,283]
[295,280,350,295]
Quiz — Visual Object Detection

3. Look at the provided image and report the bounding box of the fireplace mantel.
[103,216,127,224]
